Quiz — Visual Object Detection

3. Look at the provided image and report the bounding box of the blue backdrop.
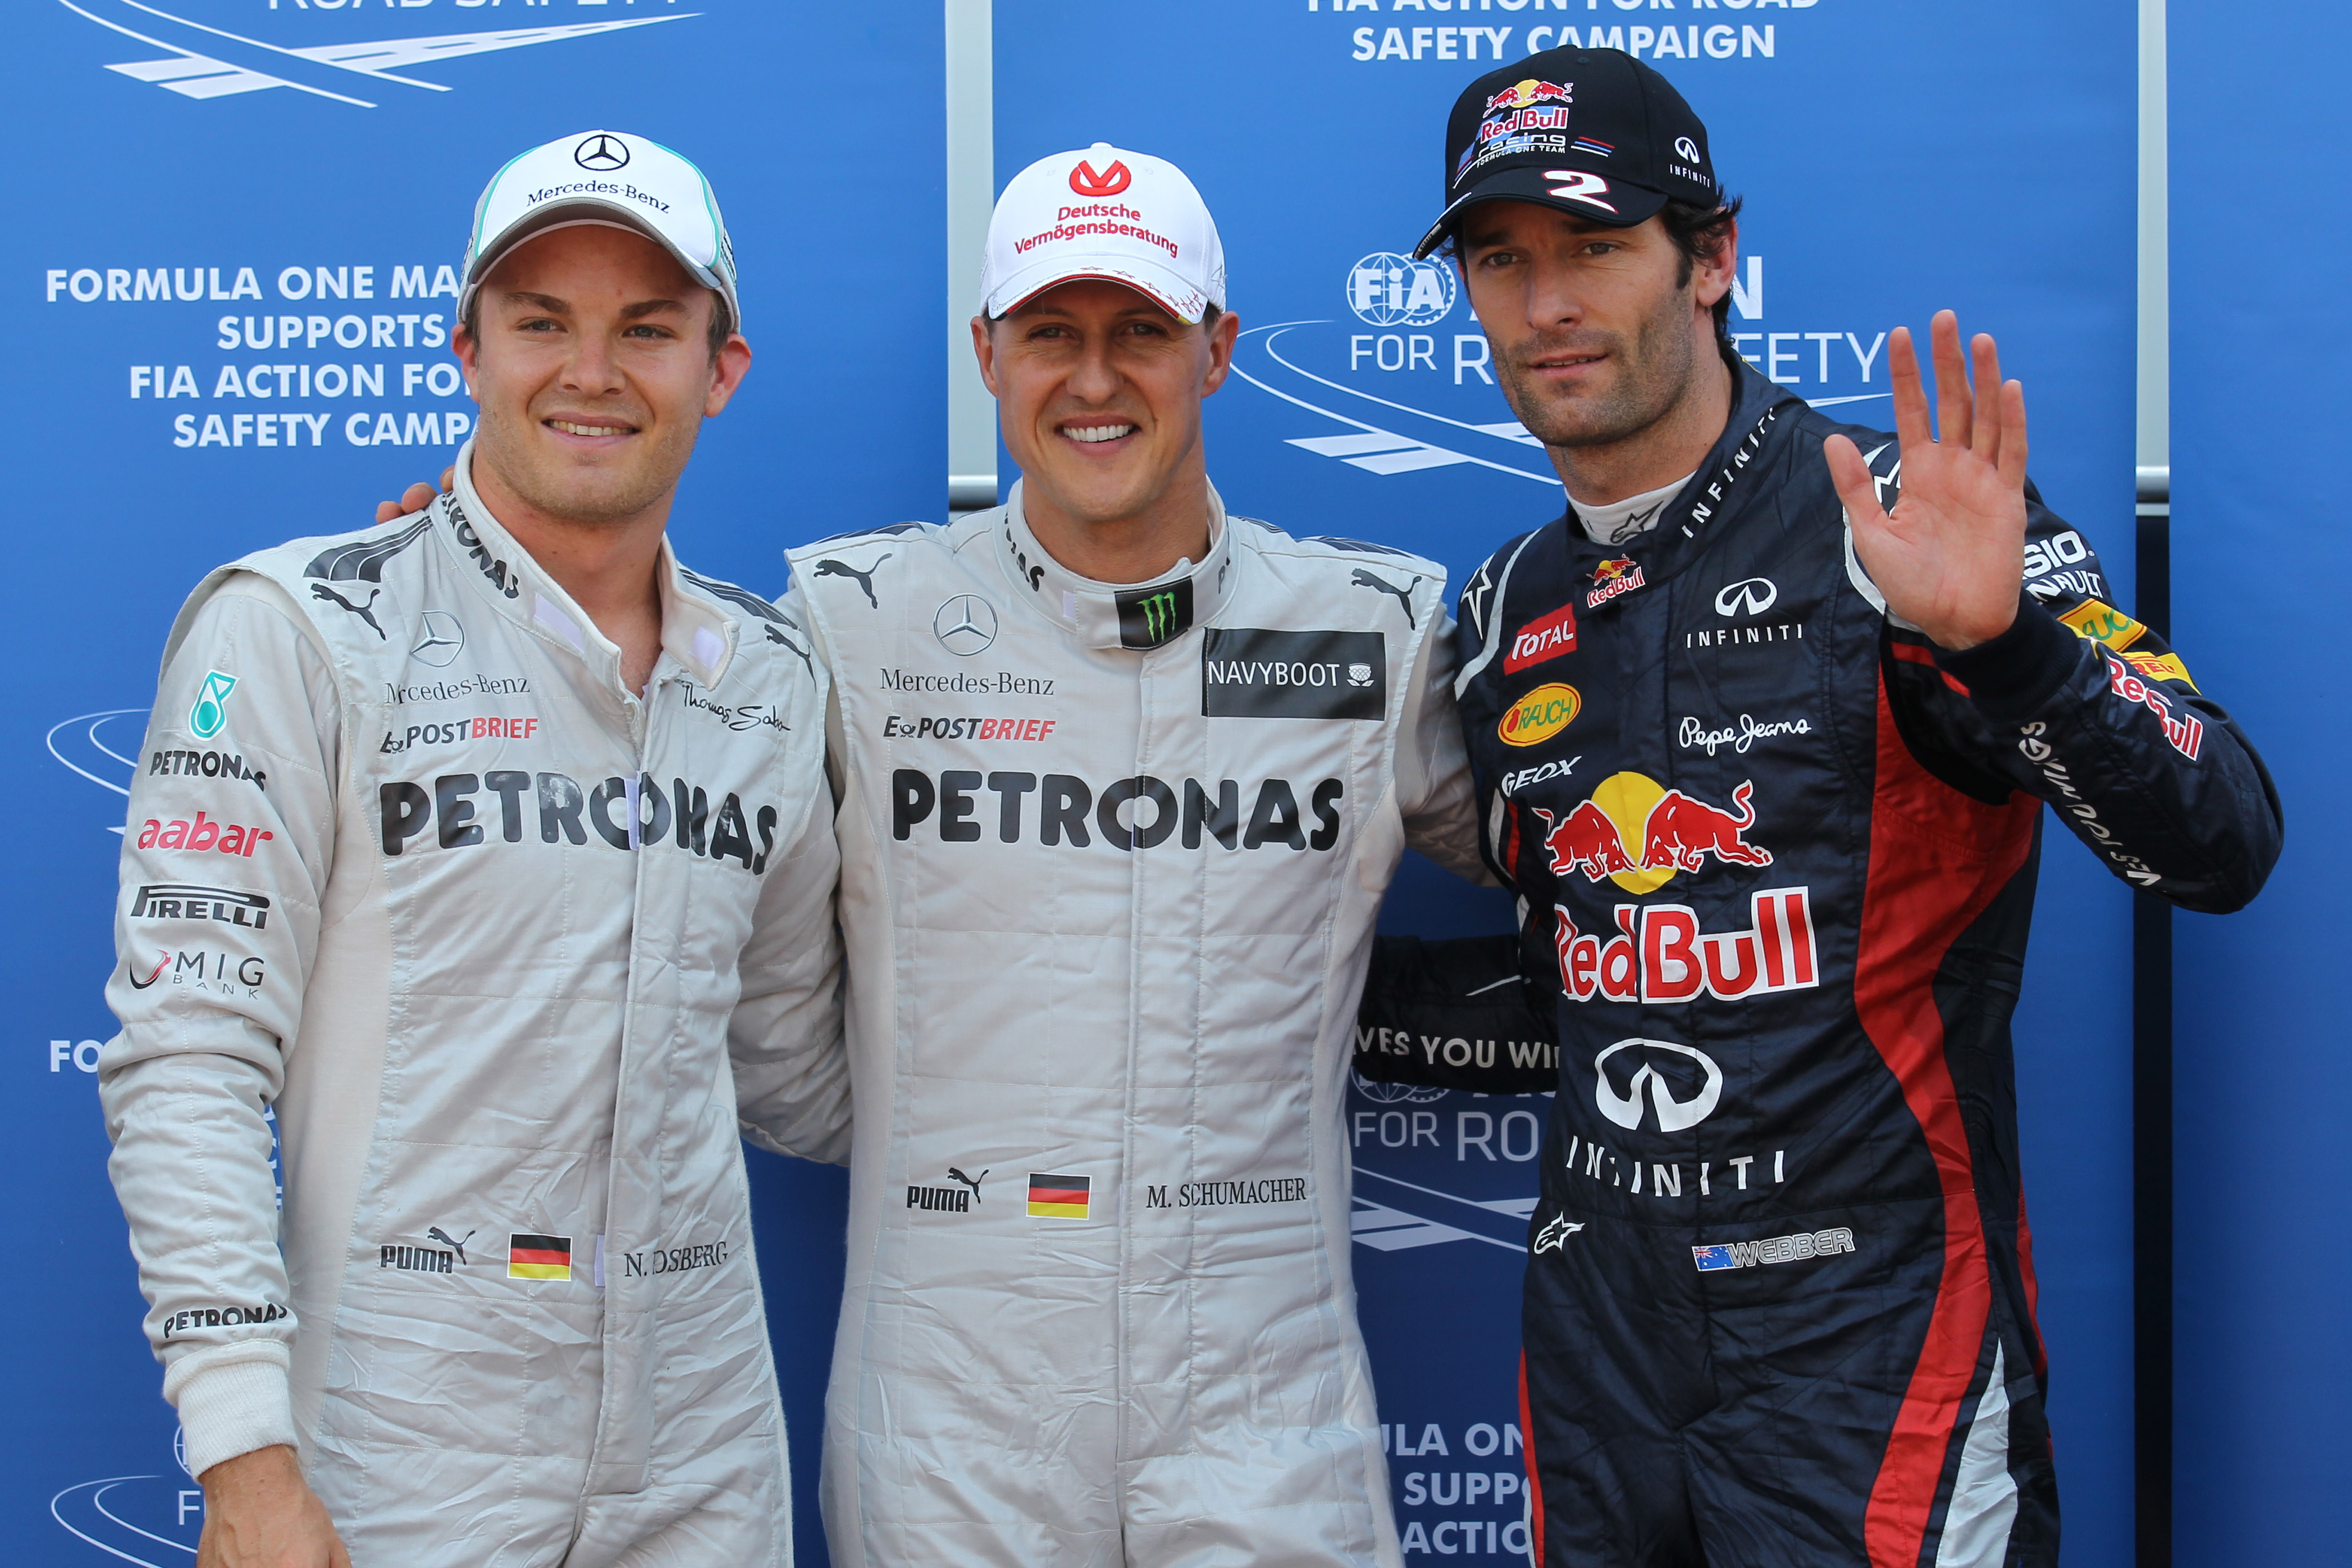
[6,3,939,1562]
[2167,1,2338,1561]
[992,1,2140,1559]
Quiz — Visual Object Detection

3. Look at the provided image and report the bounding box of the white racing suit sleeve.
[729,578,849,1164]
[728,747,850,1165]
[99,577,341,1480]
[1395,601,1492,884]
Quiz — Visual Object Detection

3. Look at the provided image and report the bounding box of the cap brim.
[466,202,736,327]
[985,254,1211,325]
[1411,169,1670,259]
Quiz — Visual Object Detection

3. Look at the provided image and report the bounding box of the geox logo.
[1117,580,1193,649]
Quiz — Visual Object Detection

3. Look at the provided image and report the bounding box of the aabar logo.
[1505,603,1578,673]
[1529,773,1769,894]
[1498,683,1580,747]
[135,812,274,857]
[1069,158,1132,197]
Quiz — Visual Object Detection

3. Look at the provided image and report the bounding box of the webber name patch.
[1201,628,1386,720]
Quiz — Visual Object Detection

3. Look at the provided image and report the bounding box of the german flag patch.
[1027,1174,1090,1220]
[508,1234,573,1281]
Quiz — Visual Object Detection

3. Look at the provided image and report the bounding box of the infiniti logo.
[575,133,630,172]
[1674,135,1702,164]
[933,594,999,656]
[1713,577,1778,618]
[1592,1039,1723,1133]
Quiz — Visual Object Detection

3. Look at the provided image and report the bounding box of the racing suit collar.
[995,478,1237,651]
[1554,364,1806,596]
[445,442,737,691]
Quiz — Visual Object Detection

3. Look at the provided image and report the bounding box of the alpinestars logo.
[61,1,690,110]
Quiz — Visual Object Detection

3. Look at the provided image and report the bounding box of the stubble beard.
[1496,288,1701,453]
[476,402,698,528]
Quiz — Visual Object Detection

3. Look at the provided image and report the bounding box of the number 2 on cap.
[1542,170,1618,213]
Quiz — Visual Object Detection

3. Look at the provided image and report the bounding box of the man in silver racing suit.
[101,132,848,1567]
[788,144,1483,1565]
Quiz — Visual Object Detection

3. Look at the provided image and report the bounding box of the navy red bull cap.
[1413,48,1719,258]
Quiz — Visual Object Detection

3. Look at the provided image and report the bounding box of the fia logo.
[1346,252,1456,328]
[61,0,690,109]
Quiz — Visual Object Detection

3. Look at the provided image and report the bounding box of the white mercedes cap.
[463,129,741,331]
[980,142,1226,324]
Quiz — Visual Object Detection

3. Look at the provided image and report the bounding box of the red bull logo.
[1586,557,1646,611]
[1552,888,1818,1004]
[1486,77,1573,112]
[1528,773,1771,894]
[1499,682,1582,748]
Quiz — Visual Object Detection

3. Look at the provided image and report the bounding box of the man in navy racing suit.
[1354,48,2284,1568]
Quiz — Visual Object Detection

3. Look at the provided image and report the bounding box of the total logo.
[1346,252,1457,328]
[61,0,690,110]
[1530,772,1769,894]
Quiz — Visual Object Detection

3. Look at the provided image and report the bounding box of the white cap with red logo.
[980,142,1226,325]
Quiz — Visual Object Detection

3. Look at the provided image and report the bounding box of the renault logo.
[933,594,998,656]
[575,133,630,172]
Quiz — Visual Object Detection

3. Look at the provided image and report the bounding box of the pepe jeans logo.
[1117,580,1194,649]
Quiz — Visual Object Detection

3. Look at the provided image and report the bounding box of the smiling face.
[975,279,1237,536]
[453,223,749,528]
[1457,200,1732,452]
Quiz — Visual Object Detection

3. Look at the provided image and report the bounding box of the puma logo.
[814,555,889,609]
[947,1167,988,1203]
[1349,568,1417,629]
[312,582,387,640]
[427,1227,476,1264]
[766,624,814,673]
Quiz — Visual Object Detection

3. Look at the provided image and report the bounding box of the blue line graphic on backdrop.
[59,0,688,108]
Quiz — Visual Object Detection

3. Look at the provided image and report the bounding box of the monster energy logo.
[1116,578,1195,649]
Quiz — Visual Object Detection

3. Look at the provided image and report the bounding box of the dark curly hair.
[1659,195,1745,370]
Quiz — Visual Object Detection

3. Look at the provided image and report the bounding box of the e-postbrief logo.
[61,1,694,110]
[1201,628,1386,721]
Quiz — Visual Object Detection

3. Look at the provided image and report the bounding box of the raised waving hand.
[1825,309,2028,650]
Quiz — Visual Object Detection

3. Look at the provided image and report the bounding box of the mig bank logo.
[57,0,692,108]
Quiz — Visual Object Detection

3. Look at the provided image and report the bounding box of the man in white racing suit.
[101,131,846,1567]
[792,145,1482,1566]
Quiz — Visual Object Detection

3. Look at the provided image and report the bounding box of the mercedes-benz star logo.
[575,134,630,172]
[410,612,466,667]
[933,595,998,656]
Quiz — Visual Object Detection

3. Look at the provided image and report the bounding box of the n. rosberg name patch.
[1201,628,1386,720]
